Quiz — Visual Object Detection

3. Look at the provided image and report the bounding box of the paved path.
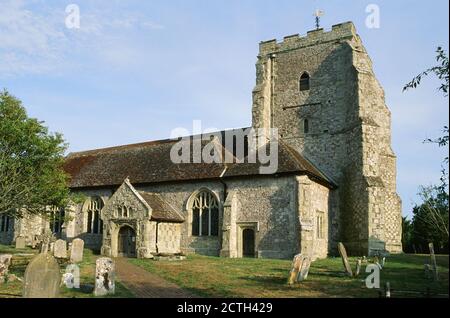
[115,258,196,298]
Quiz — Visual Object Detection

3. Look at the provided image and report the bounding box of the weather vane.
[313,9,325,29]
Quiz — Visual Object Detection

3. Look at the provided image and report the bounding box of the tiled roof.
[64,128,333,188]
[138,192,184,223]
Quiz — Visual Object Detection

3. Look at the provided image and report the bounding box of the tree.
[0,90,70,217]
[403,47,449,254]
[411,184,449,253]
[401,216,414,253]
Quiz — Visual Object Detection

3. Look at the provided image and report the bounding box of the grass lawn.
[0,244,134,298]
[129,253,449,298]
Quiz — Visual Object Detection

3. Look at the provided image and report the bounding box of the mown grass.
[0,244,134,298]
[129,253,449,298]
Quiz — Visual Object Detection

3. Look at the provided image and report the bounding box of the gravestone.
[62,264,80,289]
[54,240,67,259]
[94,257,115,296]
[298,256,311,282]
[0,254,13,283]
[338,242,353,277]
[428,243,439,281]
[355,259,362,277]
[23,253,60,298]
[15,236,26,249]
[288,254,303,285]
[70,238,84,263]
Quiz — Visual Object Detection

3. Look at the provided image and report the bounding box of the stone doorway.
[118,226,136,258]
[242,228,255,258]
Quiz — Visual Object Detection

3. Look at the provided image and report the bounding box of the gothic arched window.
[86,197,104,234]
[49,206,65,234]
[191,190,219,237]
[299,72,310,91]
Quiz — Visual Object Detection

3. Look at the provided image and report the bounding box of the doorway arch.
[117,226,136,257]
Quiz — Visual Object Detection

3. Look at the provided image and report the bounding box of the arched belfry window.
[299,72,310,91]
[191,190,219,237]
[86,197,104,234]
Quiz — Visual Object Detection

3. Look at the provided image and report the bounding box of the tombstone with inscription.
[338,242,353,277]
[15,236,26,249]
[70,238,84,263]
[94,257,115,296]
[22,253,60,298]
[53,240,67,259]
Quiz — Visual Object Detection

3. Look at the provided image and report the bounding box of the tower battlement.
[259,22,357,55]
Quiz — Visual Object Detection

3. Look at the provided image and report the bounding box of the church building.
[0,22,403,259]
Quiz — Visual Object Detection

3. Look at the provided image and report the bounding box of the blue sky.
[1,0,448,218]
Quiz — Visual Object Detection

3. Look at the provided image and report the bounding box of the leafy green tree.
[402,216,414,253]
[411,184,449,253]
[0,90,70,217]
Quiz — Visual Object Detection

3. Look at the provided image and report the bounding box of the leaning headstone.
[338,242,353,277]
[428,243,439,281]
[298,257,311,282]
[94,258,115,296]
[23,253,60,298]
[70,238,84,263]
[354,259,362,277]
[288,254,303,285]
[0,254,13,283]
[53,240,67,259]
[15,236,26,249]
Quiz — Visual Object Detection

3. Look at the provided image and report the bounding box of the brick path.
[115,258,196,298]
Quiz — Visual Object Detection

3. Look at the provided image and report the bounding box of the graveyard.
[0,241,448,298]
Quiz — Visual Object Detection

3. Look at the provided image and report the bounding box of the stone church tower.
[252,22,402,255]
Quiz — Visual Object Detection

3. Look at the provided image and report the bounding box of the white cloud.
[0,1,164,77]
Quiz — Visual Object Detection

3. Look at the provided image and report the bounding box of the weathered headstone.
[288,254,303,285]
[338,242,353,277]
[70,238,84,263]
[15,236,26,249]
[428,243,439,281]
[0,254,13,283]
[54,240,67,259]
[354,259,362,277]
[94,257,115,296]
[298,257,311,282]
[62,264,80,289]
[23,253,60,298]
